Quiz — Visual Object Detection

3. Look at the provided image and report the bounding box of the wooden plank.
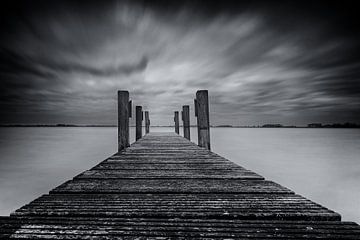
[13,193,340,221]
[1,217,359,239]
[92,163,245,170]
[50,179,292,194]
[75,169,263,179]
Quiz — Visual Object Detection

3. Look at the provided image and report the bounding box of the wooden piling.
[145,111,150,134]
[136,106,143,141]
[182,105,190,140]
[174,111,180,134]
[195,90,210,150]
[117,91,131,151]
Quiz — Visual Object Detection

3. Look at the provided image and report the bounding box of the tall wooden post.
[174,111,179,134]
[182,105,190,140]
[118,91,131,152]
[136,106,143,141]
[195,90,210,150]
[145,111,150,134]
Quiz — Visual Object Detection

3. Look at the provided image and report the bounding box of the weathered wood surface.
[1,132,359,239]
[2,216,360,240]
[135,106,142,141]
[145,111,150,134]
[174,111,179,134]
[195,90,211,150]
[182,106,190,140]
[117,91,130,151]
[2,217,360,239]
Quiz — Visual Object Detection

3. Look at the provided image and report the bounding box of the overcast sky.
[1,0,359,126]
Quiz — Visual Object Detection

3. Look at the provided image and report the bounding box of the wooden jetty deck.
[1,132,359,239]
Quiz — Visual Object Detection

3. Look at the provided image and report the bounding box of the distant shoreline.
[0,124,117,128]
[1,124,359,128]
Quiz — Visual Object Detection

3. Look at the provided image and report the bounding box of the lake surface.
[0,127,359,223]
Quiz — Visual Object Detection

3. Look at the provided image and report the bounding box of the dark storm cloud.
[1,47,147,79]
[46,56,148,77]
[1,0,360,125]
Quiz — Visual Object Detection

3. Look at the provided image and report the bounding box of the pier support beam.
[118,91,131,152]
[195,90,210,150]
[174,111,180,134]
[145,111,150,134]
[136,106,143,141]
[182,105,190,140]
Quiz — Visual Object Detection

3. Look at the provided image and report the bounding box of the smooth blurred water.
[0,127,359,223]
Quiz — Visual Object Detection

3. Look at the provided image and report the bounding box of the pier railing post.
[195,90,210,150]
[182,105,190,140]
[136,106,143,140]
[174,111,180,134]
[118,90,131,151]
[145,111,150,134]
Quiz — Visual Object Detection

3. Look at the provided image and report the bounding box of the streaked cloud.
[0,1,359,125]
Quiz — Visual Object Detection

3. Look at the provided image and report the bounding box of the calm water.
[0,127,359,222]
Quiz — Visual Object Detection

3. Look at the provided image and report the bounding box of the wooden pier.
[1,90,359,239]
[1,133,359,239]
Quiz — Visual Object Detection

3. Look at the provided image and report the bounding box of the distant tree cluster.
[308,123,360,128]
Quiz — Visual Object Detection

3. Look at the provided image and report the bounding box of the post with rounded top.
[136,106,143,140]
[195,90,210,150]
[118,90,131,152]
[182,105,190,140]
[145,111,150,134]
[174,111,180,134]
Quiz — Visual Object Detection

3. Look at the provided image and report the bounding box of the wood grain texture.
[145,111,150,134]
[1,132,359,239]
[135,106,142,141]
[174,111,179,134]
[117,91,130,151]
[182,105,190,140]
[195,90,210,150]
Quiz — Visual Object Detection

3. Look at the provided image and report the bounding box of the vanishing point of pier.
[0,90,359,239]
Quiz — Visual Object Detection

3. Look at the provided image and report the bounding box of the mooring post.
[145,111,150,134]
[174,111,180,134]
[118,91,131,152]
[136,106,143,140]
[182,105,190,140]
[195,90,210,150]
